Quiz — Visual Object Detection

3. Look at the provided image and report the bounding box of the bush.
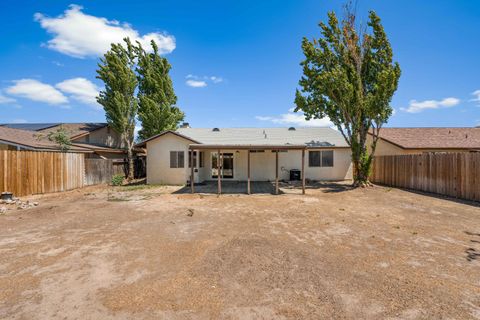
[111,174,125,186]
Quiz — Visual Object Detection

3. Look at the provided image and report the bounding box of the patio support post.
[275,150,279,195]
[302,149,305,194]
[217,149,221,194]
[247,150,251,194]
[190,149,195,194]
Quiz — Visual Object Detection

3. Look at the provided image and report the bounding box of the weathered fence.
[0,150,85,197]
[371,153,480,202]
[84,159,125,186]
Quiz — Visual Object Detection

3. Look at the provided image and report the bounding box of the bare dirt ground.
[0,182,479,320]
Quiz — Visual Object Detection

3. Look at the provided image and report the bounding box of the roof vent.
[288,127,296,131]
[180,122,190,128]
[212,127,220,132]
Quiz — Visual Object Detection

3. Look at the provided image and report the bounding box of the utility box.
[289,169,301,181]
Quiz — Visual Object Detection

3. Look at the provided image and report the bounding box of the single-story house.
[368,127,480,155]
[136,126,353,193]
[0,123,127,159]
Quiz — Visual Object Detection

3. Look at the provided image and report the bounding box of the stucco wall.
[146,132,353,185]
[73,126,125,149]
[146,133,191,185]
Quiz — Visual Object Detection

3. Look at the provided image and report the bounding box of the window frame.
[308,150,334,168]
[170,151,185,168]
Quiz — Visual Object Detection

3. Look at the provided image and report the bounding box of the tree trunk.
[125,138,134,181]
[351,141,373,187]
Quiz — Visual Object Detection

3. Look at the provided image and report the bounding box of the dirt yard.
[0,182,479,319]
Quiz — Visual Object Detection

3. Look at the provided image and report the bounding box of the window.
[308,150,334,167]
[188,151,205,168]
[199,151,204,168]
[309,151,321,167]
[321,150,334,167]
[170,151,185,168]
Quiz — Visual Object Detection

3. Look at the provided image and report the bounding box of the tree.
[96,38,138,180]
[295,3,401,186]
[135,41,184,141]
[45,125,71,152]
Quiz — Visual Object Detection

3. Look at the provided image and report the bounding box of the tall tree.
[135,40,184,141]
[96,38,138,180]
[295,4,401,186]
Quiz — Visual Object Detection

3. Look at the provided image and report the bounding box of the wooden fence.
[371,153,480,202]
[84,159,125,186]
[0,150,85,197]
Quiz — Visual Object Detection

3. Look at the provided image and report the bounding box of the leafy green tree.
[46,125,71,152]
[96,38,138,180]
[135,41,184,141]
[295,4,401,186]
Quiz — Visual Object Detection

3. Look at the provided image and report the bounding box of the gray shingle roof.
[175,127,348,147]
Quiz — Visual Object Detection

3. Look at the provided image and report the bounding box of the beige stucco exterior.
[146,132,353,185]
[73,126,125,149]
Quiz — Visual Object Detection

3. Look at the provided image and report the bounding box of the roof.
[36,123,108,139]
[0,123,108,139]
[136,127,348,148]
[0,126,92,152]
[376,127,480,149]
[0,123,60,131]
[71,143,127,153]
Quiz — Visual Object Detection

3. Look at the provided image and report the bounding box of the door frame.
[211,151,234,179]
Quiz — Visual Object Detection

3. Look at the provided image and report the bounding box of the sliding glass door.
[211,152,234,179]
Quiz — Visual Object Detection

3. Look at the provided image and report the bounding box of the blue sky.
[0,0,479,128]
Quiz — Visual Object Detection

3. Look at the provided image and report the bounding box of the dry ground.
[0,182,479,319]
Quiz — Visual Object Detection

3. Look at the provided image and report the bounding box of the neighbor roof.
[0,126,92,152]
[0,123,108,139]
[137,127,348,148]
[376,127,480,149]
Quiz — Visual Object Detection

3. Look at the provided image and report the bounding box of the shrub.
[111,174,125,186]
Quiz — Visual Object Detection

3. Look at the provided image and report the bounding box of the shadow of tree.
[465,231,480,261]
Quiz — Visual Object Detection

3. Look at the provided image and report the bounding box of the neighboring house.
[368,127,480,156]
[136,127,353,188]
[0,126,92,153]
[0,123,126,159]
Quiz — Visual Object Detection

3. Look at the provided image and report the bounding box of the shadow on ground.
[465,231,480,262]
[173,180,355,195]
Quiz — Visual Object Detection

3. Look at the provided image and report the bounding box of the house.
[0,123,126,159]
[136,126,353,193]
[0,125,93,153]
[368,127,480,156]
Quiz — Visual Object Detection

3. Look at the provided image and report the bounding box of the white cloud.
[6,79,68,105]
[35,5,175,58]
[256,109,333,127]
[56,78,100,108]
[0,93,16,104]
[11,119,28,124]
[470,90,480,105]
[185,74,223,88]
[400,97,460,113]
[186,79,208,88]
[209,76,223,83]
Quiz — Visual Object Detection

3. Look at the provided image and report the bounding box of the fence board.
[84,159,127,186]
[371,153,480,202]
[0,150,85,197]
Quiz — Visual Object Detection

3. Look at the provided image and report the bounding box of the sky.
[0,0,479,129]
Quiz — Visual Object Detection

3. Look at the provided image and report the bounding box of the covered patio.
[188,144,307,195]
